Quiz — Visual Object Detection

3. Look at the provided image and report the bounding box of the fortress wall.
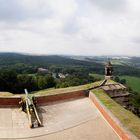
[0,90,89,106]
[0,96,21,106]
[89,91,131,140]
[107,91,126,97]
[112,96,129,106]
[34,90,89,105]
[105,90,130,107]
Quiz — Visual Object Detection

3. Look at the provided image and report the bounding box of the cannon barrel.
[24,89,33,108]
[27,96,33,108]
[24,89,42,128]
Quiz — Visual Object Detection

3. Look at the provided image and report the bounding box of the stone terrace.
[0,98,120,140]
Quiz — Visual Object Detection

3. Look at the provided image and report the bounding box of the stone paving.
[0,98,120,140]
[0,107,29,129]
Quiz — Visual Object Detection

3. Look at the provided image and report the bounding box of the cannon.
[20,89,42,128]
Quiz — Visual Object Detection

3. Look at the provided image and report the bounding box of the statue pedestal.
[105,76,113,80]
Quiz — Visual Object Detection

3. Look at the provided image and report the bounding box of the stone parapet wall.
[0,96,21,106]
[34,90,89,105]
[89,91,131,140]
[0,90,89,106]
[112,96,130,106]
[101,83,130,107]
[105,90,130,107]
[107,90,128,96]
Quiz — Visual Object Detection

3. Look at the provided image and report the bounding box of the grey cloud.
[0,0,52,21]
[63,18,80,34]
[87,37,102,43]
[89,0,126,12]
[0,0,24,20]
[132,37,140,44]
[0,0,139,56]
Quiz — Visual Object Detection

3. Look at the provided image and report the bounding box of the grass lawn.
[120,75,140,93]
[89,73,104,79]
[92,89,140,138]
[33,79,117,96]
[33,81,102,96]
[0,92,13,96]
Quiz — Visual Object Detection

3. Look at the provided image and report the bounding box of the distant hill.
[0,53,102,67]
[0,53,140,76]
[0,53,104,74]
[67,55,140,68]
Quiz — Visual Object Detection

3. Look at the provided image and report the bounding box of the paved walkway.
[0,98,120,140]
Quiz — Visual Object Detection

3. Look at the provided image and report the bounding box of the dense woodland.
[0,53,103,93]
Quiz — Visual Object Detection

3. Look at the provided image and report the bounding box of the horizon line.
[0,51,140,57]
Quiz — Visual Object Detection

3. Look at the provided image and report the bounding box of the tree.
[114,76,120,83]
[129,92,140,117]
[45,76,56,88]
[17,74,38,92]
[0,69,18,92]
[37,76,48,89]
[37,75,56,89]
[120,79,126,84]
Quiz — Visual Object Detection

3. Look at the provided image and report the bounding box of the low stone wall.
[89,91,131,140]
[0,96,21,106]
[106,90,130,107]
[34,90,89,105]
[0,90,89,106]
[112,96,129,107]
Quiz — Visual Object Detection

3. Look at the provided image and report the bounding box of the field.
[120,75,140,93]
[89,73,104,79]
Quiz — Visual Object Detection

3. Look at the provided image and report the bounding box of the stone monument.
[105,60,113,80]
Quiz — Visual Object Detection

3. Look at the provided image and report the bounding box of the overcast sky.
[0,0,140,56]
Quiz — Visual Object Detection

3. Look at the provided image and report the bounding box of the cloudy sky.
[0,0,140,56]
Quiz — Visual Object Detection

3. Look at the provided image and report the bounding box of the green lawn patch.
[0,92,13,96]
[92,89,140,138]
[120,75,140,93]
[33,81,102,96]
[89,73,104,79]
